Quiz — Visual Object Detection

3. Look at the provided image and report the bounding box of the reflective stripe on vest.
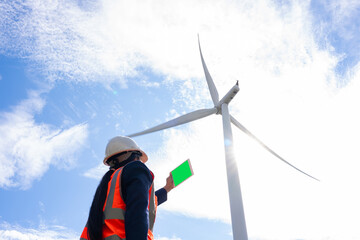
[148,171,158,232]
[104,235,122,240]
[80,164,157,240]
[103,169,125,222]
[80,227,122,240]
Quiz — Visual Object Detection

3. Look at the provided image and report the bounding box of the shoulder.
[121,160,152,181]
[123,160,150,173]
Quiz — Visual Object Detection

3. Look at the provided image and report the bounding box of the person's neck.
[111,158,138,171]
[119,158,135,167]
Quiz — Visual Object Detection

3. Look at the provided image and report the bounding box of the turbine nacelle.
[215,81,240,114]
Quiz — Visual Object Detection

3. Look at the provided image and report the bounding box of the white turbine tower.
[128,37,319,240]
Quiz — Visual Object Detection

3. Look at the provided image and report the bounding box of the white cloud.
[1,0,200,86]
[155,236,182,240]
[0,91,88,189]
[0,222,78,240]
[0,0,357,87]
[314,0,360,74]
[0,221,182,240]
[0,0,305,87]
[326,0,360,26]
[82,162,108,180]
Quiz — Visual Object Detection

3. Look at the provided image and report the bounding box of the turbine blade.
[128,108,217,138]
[198,35,219,105]
[230,115,320,181]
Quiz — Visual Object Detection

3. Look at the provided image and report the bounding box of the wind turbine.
[127,37,319,240]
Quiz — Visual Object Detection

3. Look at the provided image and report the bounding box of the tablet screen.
[171,159,194,187]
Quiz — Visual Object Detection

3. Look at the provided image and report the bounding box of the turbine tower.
[128,37,318,240]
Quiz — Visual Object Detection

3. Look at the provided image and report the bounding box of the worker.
[80,136,175,240]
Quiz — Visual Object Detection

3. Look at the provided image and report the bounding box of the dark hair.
[86,151,142,240]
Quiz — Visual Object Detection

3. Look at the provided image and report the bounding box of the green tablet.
[171,159,194,187]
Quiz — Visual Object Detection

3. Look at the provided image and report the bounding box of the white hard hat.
[103,136,148,165]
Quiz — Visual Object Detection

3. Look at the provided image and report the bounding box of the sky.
[1,0,360,239]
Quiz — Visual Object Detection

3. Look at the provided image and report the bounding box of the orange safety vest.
[80,165,158,240]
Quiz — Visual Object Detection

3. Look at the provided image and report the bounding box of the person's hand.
[164,173,175,193]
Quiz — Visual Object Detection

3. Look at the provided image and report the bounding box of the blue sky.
[1,0,360,239]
